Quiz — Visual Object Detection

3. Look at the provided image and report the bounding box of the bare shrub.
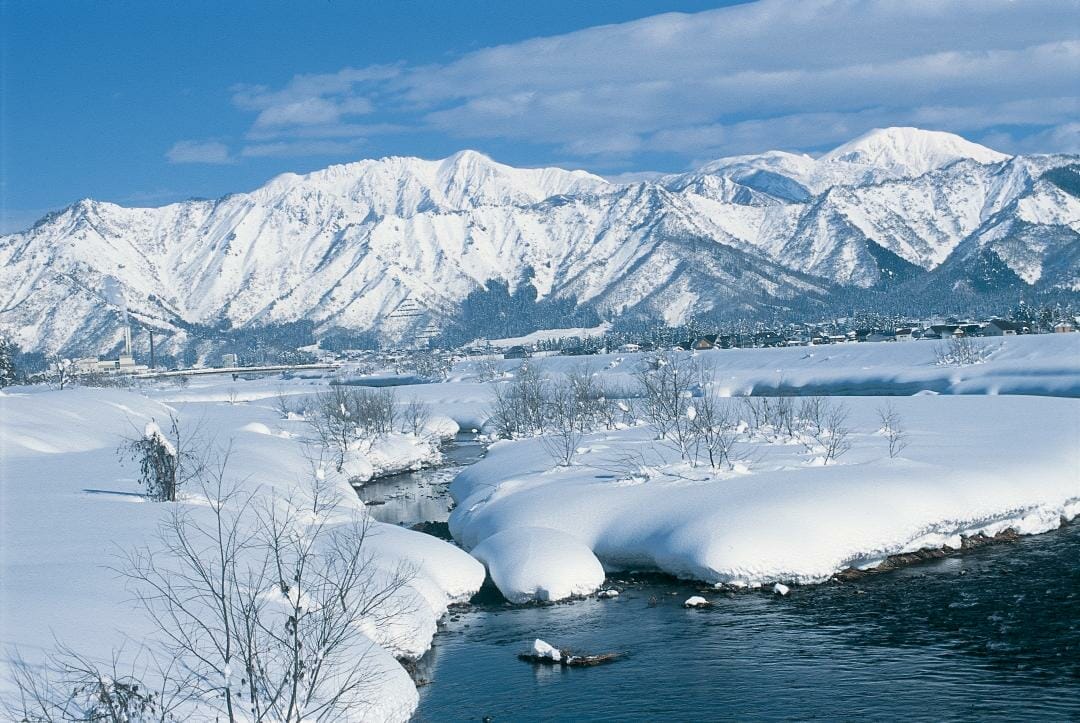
[797,396,827,437]
[818,403,852,465]
[489,364,549,438]
[121,414,204,502]
[934,336,991,366]
[540,385,589,466]
[227,387,239,405]
[475,356,500,382]
[400,396,431,436]
[595,382,635,430]
[308,387,397,469]
[635,353,700,460]
[6,644,191,723]
[273,387,294,419]
[117,461,415,721]
[877,402,909,459]
[688,394,742,470]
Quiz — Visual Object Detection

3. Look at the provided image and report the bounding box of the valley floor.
[0,332,1077,720]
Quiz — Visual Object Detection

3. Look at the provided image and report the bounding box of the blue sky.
[3,0,1077,232]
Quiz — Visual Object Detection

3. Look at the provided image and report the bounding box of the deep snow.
[0,383,484,721]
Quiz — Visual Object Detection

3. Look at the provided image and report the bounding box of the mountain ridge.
[2,128,1076,354]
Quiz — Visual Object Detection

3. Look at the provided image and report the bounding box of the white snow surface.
[471,526,606,603]
[0,382,485,721]
[450,392,1079,590]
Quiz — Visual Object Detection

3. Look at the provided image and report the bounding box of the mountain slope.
[1,129,1077,354]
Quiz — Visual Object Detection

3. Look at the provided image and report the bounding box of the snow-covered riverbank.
[0,384,484,720]
[449,394,1080,602]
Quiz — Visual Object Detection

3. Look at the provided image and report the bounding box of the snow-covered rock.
[773,583,790,596]
[530,638,562,662]
[684,596,710,608]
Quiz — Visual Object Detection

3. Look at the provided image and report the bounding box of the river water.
[360,444,1080,722]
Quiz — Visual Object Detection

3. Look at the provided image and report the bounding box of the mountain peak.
[820,127,1009,176]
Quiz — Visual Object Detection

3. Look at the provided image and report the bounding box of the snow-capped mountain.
[1,128,1076,354]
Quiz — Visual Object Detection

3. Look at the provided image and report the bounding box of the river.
[360,442,1080,722]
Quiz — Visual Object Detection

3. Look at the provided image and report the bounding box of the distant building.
[691,335,718,350]
[1053,321,1075,333]
[221,353,239,367]
[983,319,1025,336]
[930,324,961,338]
[503,345,531,359]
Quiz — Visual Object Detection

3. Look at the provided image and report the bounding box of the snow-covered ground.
[1,333,1078,717]
[450,394,1079,601]
[0,381,484,721]
[455,332,1080,397]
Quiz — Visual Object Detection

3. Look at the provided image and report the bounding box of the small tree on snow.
[123,414,201,502]
[876,402,909,459]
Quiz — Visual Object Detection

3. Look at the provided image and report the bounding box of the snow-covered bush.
[6,645,178,722]
[122,416,195,502]
[687,394,742,470]
[489,363,550,438]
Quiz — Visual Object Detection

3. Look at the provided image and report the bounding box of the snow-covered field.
[1,333,1078,719]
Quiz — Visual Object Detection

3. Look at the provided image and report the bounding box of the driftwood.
[518,651,625,667]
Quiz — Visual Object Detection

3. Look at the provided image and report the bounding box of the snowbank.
[450,395,1080,590]
[342,432,443,482]
[471,526,606,603]
[0,385,484,721]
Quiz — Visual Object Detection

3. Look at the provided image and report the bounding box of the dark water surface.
[355,437,485,526]
[387,451,1079,721]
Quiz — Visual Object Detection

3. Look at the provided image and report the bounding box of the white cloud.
[228,0,1080,164]
[240,139,367,158]
[165,140,233,165]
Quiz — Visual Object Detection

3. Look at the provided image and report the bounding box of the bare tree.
[688,394,742,470]
[399,396,431,437]
[541,385,588,466]
[797,396,827,437]
[635,352,700,461]
[488,363,549,438]
[227,387,240,405]
[818,403,852,465]
[116,458,415,722]
[48,355,72,390]
[877,402,909,459]
[273,387,294,420]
